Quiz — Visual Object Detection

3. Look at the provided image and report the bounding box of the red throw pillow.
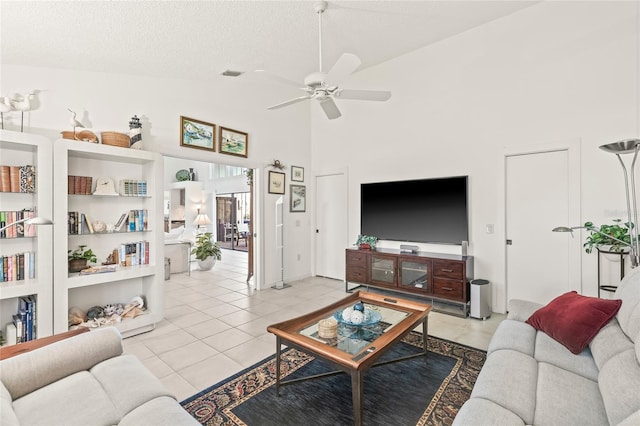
[526,291,622,354]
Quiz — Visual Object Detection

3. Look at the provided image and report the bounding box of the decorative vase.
[197,257,216,271]
[69,258,88,273]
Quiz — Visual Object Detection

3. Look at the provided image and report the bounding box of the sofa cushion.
[534,332,599,381]
[589,318,634,370]
[119,396,200,426]
[469,349,538,424]
[0,326,123,399]
[91,354,175,418]
[487,319,535,357]
[12,371,121,426]
[598,349,640,426]
[533,362,607,426]
[453,398,525,426]
[0,382,19,426]
[526,291,622,354]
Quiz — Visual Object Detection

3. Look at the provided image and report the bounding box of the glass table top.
[298,303,410,356]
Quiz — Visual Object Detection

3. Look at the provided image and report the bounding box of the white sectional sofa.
[454,268,640,425]
[0,327,199,426]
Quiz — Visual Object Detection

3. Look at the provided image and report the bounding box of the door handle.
[506,239,512,245]
[316,229,319,233]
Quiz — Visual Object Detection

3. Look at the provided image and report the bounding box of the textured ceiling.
[1,1,539,85]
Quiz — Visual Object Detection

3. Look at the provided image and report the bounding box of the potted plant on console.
[68,244,97,273]
[191,232,221,271]
[583,219,636,261]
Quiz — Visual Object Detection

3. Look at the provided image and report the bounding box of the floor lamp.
[553,138,640,269]
[0,216,54,233]
[599,138,640,268]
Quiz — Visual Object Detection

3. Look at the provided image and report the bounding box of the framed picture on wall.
[180,116,215,151]
[291,166,304,182]
[219,126,249,158]
[268,171,286,194]
[290,185,306,212]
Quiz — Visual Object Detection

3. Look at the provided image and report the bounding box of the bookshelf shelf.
[53,139,163,337]
[0,130,53,342]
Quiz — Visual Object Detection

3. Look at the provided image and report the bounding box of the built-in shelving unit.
[53,140,163,337]
[0,130,53,340]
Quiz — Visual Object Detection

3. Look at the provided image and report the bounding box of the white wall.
[1,65,313,289]
[311,1,640,312]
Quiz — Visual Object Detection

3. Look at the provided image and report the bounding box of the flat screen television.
[360,176,468,245]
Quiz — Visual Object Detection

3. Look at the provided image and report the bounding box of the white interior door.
[506,149,576,305]
[315,172,347,280]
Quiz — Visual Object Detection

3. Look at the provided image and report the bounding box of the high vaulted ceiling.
[1,1,539,86]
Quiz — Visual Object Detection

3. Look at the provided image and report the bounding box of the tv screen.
[360,176,468,245]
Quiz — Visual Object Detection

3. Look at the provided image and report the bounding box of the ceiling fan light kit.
[266,1,391,119]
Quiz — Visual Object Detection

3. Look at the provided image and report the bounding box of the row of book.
[115,210,149,232]
[0,252,36,282]
[0,165,36,193]
[4,295,37,345]
[119,179,148,196]
[119,241,150,266]
[0,210,36,238]
[68,175,93,195]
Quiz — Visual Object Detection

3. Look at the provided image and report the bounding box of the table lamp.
[193,208,211,233]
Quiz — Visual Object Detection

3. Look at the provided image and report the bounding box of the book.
[5,323,17,346]
[79,265,116,275]
[74,175,82,195]
[86,176,93,194]
[9,166,20,192]
[19,165,35,193]
[68,175,75,194]
[0,165,9,192]
[84,213,95,233]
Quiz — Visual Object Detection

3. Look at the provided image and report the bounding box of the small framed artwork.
[268,171,286,194]
[219,126,249,158]
[180,116,215,151]
[291,166,304,182]
[290,185,306,212]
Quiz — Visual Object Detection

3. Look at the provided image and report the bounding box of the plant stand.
[597,248,626,298]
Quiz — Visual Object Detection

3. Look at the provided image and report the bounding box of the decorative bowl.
[334,309,381,327]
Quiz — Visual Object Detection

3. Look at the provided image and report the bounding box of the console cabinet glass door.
[370,254,396,287]
[398,258,431,293]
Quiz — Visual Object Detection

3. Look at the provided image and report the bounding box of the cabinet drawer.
[433,278,463,300]
[346,267,367,283]
[432,260,463,280]
[346,251,367,266]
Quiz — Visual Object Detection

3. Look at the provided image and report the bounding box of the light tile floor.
[123,249,505,402]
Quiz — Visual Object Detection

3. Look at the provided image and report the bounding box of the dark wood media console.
[345,248,474,317]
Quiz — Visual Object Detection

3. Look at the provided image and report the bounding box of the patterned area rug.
[181,333,486,425]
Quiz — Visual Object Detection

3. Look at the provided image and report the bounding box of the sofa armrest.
[507,299,543,322]
[0,326,123,400]
[0,328,89,360]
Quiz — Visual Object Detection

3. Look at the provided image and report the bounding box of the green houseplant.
[583,219,636,254]
[191,232,221,271]
[68,244,97,272]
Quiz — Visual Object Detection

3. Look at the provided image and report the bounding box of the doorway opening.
[216,192,250,252]
[163,156,255,283]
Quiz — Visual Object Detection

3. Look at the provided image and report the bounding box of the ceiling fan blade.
[325,53,361,86]
[318,97,342,120]
[254,70,303,89]
[267,95,311,110]
[335,89,392,102]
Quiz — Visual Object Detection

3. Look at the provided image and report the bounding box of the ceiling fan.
[264,1,391,120]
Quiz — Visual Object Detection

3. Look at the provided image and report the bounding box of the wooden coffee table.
[267,290,432,426]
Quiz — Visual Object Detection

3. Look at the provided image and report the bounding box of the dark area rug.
[181,333,486,426]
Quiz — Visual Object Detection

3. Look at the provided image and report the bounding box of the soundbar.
[400,244,419,253]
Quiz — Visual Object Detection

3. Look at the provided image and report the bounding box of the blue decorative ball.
[354,302,365,312]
